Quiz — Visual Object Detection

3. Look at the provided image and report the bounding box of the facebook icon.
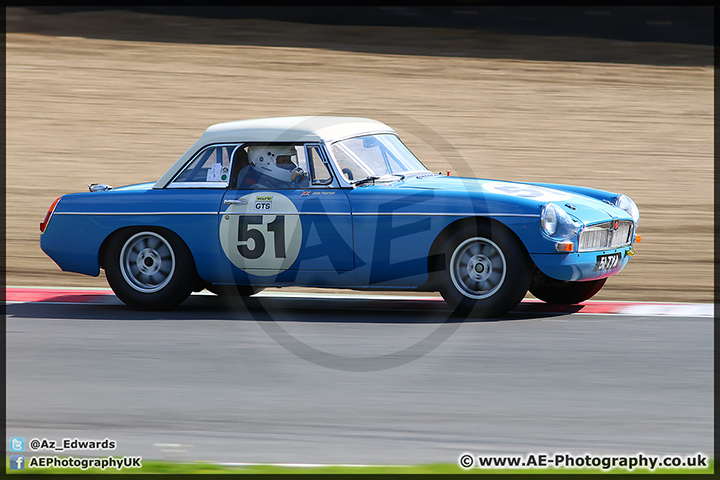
[10,455,25,470]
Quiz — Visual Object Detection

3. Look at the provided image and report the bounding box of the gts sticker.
[254,195,273,210]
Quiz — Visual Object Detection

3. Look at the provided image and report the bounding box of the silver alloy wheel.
[449,236,507,300]
[119,231,176,293]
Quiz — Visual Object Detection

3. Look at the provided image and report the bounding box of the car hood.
[108,182,156,192]
[397,176,631,226]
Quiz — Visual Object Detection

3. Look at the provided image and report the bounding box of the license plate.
[594,253,621,271]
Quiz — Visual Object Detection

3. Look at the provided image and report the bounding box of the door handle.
[224,199,248,205]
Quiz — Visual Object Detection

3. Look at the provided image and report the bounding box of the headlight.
[614,194,640,227]
[541,203,579,240]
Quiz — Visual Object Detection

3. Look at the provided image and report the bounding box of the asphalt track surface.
[5,290,714,466]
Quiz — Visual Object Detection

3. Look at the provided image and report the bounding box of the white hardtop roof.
[203,116,395,144]
[155,116,396,188]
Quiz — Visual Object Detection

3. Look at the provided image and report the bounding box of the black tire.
[436,223,532,318]
[206,284,265,297]
[104,228,195,310]
[530,278,607,304]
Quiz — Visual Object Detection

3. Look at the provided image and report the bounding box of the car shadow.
[6,293,578,324]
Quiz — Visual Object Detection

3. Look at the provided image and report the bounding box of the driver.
[246,145,299,188]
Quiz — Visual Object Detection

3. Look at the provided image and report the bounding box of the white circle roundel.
[481,181,571,202]
[219,192,302,276]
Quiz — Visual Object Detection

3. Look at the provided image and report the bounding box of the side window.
[173,145,234,185]
[307,146,333,185]
[236,144,310,190]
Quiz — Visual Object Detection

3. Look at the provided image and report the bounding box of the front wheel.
[437,224,532,318]
[530,278,607,304]
[104,229,195,310]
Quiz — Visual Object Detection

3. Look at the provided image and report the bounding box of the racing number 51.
[237,215,286,259]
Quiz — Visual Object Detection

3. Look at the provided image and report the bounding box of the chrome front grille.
[578,220,633,252]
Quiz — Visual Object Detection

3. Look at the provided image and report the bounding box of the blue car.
[40,116,640,316]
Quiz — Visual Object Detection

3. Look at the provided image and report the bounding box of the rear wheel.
[437,224,532,318]
[530,278,607,304]
[104,229,195,310]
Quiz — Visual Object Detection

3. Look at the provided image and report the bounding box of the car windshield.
[330,134,431,183]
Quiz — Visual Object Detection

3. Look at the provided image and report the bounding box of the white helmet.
[248,145,297,183]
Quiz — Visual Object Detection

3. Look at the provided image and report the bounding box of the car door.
[217,143,355,284]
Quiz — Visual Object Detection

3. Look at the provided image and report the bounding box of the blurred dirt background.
[5,7,714,303]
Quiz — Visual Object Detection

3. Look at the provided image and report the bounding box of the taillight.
[40,196,62,233]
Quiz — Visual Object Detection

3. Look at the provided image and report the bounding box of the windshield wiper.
[353,175,380,186]
[354,173,409,187]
